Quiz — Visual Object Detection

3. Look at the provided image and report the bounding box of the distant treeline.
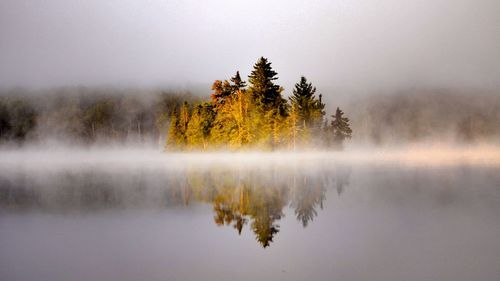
[346,90,500,144]
[0,87,198,146]
[166,57,352,151]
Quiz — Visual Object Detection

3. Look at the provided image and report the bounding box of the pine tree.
[314,94,326,127]
[248,57,287,116]
[247,57,288,148]
[230,71,247,91]
[330,107,352,148]
[289,76,325,131]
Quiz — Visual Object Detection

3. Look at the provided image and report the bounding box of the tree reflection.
[0,163,351,248]
[182,166,345,248]
[335,165,352,196]
[290,174,326,227]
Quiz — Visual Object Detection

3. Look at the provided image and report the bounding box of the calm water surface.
[0,151,499,281]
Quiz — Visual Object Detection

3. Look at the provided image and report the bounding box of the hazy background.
[1,0,499,93]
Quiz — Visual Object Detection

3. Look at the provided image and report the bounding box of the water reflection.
[0,162,351,248]
[2,154,500,281]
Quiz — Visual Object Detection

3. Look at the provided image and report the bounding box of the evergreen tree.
[247,57,288,148]
[290,77,325,126]
[248,57,287,116]
[315,94,326,126]
[330,107,352,148]
[230,71,247,91]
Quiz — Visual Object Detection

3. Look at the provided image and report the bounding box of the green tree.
[248,57,287,116]
[289,76,326,146]
[230,71,247,91]
[289,77,320,124]
[247,57,288,148]
[329,107,352,148]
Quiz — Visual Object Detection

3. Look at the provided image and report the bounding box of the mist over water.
[1,0,500,280]
[1,149,500,281]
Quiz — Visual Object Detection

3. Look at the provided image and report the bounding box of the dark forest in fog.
[0,87,198,146]
[346,89,500,144]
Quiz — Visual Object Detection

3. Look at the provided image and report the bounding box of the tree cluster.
[167,57,352,150]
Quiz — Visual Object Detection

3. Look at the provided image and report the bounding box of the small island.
[166,57,352,151]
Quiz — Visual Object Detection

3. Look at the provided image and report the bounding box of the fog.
[1,0,499,94]
[2,146,500,168]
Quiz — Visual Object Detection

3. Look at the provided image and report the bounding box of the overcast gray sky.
[0,0,499,94]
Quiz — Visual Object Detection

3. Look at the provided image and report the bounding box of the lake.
[1,149,499,281]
